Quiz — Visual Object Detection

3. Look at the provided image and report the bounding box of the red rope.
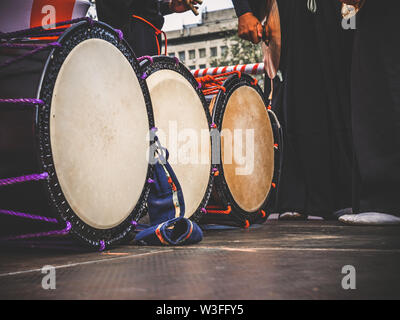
[196,71,242,96]
[206,205,232,215]
[132,15,168,55]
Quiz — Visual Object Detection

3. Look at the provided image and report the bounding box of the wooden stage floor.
[0,219,399,300]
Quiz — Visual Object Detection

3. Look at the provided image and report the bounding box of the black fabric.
[232,0,266,18]
[351,1,400,216]
[122,19,162,57]
[96,0,170,56]
[96,0,171,29]
[271,0,354,217]
[232,0,253,17]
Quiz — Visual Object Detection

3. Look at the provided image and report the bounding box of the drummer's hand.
[238,12,263,44]
[169,0,202,14]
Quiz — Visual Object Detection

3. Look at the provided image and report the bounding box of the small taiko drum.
[139,56,213,222]
[0,19,154,250]
[197,72,282,227]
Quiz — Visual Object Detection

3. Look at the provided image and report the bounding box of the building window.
[168,52,175,57]
[199,64,206,69]
[210,47,217,57]
[189,50,196,60]
[199,48,206,58]
[221,46,228,56]
[189,65,196,70]
[179,51,186,62]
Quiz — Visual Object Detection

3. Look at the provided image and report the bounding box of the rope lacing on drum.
[0,42,62,70]
[114,29,124,42]
[137,56,154,65]
[0,17,94,41]
[196,71,242,96]
[205,205,232,215]
[0,220,71,242]
[0,172,49,186]
[0,172,73,242]
[0,99,45,106]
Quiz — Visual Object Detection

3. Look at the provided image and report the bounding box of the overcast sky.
[163,0,234,31]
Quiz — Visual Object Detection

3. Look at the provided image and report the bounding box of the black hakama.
[351,1,400,216]
[271,0,354,217]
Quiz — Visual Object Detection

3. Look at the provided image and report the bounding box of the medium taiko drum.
[0,19,154,249]
[139,56,213,222]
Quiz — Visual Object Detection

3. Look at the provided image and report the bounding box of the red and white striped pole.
[192,63,265,77]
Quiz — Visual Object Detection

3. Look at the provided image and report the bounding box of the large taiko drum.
[0,19,154,250]
[139,56,213,222]
[198,72,282,227]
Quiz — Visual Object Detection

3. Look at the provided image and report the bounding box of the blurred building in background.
[165,8,237,70]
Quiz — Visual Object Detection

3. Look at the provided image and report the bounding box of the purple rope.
[0,172,49,187]
[0,210,58,224]
[201,208,207,214]
[197,81,202,89]
[99,240,106,251]
[114,29,124,41]
[0,42,61,69]
[141,72,148,80]
[0,43,51,49]
[174,57,180,65]
[147,178,155,184]
[0,221,71,241]
[137,55,154,64]
[26,31,65,38]
[0,98,44,106]
[131,221,138,228]
[0,17,93,40]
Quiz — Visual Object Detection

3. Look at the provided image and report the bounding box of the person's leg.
[340,1,400,225]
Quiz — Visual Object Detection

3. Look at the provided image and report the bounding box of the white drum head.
[50,39,149,229]
[146,69,211,218]
[221,85,274,212]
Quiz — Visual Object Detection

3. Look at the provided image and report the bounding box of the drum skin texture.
[205,74,281,225]
[50,39,149,230]
[220,85,274,212]
[0,21,154,248]
[140,56,213,222]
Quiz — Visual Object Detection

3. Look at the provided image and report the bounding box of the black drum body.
[202,73,282,227]
[139,56,214,222]
[0,20,154,249]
